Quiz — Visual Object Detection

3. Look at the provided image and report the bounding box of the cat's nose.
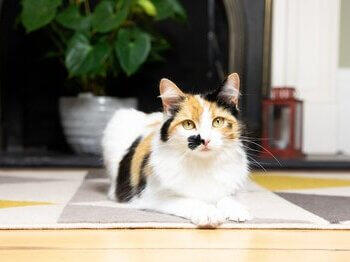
[201,139,211,146]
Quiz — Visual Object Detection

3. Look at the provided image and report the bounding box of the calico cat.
[102,73,251,226]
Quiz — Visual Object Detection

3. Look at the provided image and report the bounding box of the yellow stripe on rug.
[251,174,350,191]
[0,200,52,209]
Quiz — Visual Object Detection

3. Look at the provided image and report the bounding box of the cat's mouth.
[200,147,211,152]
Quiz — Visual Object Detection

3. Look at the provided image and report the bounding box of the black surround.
[0,0,272,167]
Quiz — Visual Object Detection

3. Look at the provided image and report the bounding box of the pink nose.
[202,139,210,146]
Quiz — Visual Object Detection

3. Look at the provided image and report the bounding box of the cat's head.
[159,73,242,157]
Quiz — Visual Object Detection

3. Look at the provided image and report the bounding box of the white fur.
[102,99,251,227]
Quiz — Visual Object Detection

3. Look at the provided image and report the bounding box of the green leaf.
[92,0,129,33]
[137,0,157,16]
[81,42,112,76]
[65,33,92,76]
[56,6,91,31]
[151,0,186,21]
[65,33,111,77]
[148,36,170,62]
[21,0,62,32]
[115,28,151,76]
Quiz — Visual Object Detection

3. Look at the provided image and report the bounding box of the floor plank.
[2,229,350,250]
[0,229,350,261]
[1,249,350,262]
[1,229,350,249]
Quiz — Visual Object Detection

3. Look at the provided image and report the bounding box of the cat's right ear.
[159,78,185,114]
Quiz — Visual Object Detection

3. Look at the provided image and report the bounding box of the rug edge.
[1,222,350,230]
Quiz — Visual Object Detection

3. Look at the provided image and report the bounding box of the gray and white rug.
[1,169,350,229]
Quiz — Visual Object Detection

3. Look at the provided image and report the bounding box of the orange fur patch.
[209,103,241,139]
[130,133,154,187]
[168,95,204,135]
[146,120,162,129]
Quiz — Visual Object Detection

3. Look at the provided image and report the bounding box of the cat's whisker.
[240,147,268,173]
[240,139,282,167]
[241,144,264,154]
[240,145,273,171]
[240,135,272,141]
[246,155,267,172]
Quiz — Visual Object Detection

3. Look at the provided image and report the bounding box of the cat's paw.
[189,206,226,227]
[217,197,252,222]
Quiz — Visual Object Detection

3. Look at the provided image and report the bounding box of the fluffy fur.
[102,73,251,227]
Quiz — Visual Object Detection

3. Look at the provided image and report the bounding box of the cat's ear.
[159,78,185,114]
[218,73,240,105]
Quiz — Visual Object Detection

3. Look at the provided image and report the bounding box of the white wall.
[271,0,341,154]
[337,0,350,154]
[337,69,350,154]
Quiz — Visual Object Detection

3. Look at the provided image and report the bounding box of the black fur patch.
[160,97,184,142]
[187,134,204,150]
[160,117,174,142]
[202,90,239,117]
[116,137,141,202]
[168,104,181,116]
[167,96,184,116]
[136,153,150,196]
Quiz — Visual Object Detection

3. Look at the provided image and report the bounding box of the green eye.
[182,120,195,130]
[212,117,225,128]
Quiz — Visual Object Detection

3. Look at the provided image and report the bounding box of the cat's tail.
[102,108,163,200]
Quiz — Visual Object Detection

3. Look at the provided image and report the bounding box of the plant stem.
[46,31,65,65]
[81,77,89,93]
[84,0,91,14]
[47,28,64,55]
[50,22,68,45]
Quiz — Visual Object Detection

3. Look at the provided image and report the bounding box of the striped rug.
[1,169,350,229]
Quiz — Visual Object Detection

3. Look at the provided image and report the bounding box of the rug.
[0,169,350,229]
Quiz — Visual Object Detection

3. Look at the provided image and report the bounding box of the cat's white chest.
[173,168,232,202]
[150,152,247,203]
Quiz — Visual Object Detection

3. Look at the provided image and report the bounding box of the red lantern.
[261,87,303,158]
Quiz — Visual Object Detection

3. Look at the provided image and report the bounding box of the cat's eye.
[212,117,225,128]
[182,120,196,130]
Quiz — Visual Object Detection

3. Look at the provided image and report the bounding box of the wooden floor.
[0,229,349,261]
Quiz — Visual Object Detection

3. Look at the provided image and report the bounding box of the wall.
[339,0,350,67]
[271,0,341,154]
[337,0,350,154]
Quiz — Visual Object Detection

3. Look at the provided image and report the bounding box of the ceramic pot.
[59,93,137,155]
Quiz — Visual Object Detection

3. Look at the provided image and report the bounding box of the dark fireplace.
[0,0,272,167]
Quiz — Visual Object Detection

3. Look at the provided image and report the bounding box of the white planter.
[59,93,137,155]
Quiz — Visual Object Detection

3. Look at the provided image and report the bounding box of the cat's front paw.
[217,197,252,222]
[189,206,226,227]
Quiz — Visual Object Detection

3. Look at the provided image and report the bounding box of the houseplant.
[19,0,186,154]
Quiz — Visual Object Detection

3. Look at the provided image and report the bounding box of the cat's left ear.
[218,73,240,105]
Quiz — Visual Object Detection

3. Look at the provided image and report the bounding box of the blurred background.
[0,0,348,170]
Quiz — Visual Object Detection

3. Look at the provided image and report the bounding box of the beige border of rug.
[1,223,350,230]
